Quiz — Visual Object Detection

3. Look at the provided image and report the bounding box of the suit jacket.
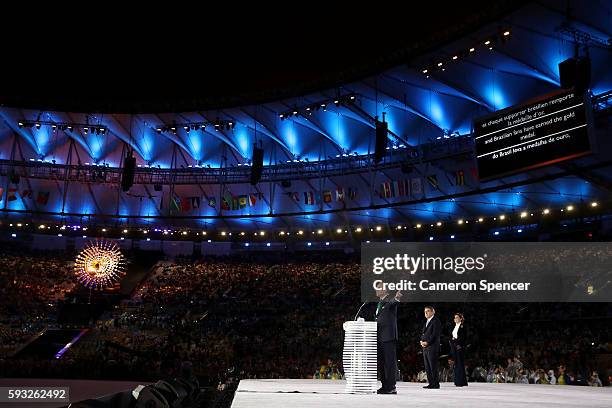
[450,324,467,348]
[375,294,399,342]
[421,316,441,349]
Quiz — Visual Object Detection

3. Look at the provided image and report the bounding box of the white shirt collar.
[452,322,461,338]
[426,316,433,326]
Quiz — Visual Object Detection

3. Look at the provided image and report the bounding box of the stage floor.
[231,379,612,408]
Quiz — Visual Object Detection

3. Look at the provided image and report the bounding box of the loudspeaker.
[374,119,388,163]
[154,184,163,192]
[281,180,292,188]
[559,56,591,92]
[10,174,20,184]
[121,153,136,192]
[250,146,264,185]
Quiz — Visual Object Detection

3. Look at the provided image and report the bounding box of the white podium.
[342,320,377,393]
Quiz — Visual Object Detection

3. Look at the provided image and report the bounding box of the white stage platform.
[231,379,612,408]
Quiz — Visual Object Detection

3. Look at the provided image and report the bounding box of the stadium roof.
[0,0,611,233]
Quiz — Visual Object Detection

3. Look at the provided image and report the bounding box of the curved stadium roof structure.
[0,0,610,239]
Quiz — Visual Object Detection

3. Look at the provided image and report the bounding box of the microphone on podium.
[354,302,368,321]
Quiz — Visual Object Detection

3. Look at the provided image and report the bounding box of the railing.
[592,90,612,115]
[0,136,474,185]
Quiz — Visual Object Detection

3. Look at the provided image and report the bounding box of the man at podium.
[375,289,402,394]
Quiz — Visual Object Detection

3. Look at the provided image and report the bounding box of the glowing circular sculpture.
[75,240,125,290]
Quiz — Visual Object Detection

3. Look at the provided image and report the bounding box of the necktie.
[376,301,383,316]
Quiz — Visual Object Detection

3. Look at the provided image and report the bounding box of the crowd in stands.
[100,253,360,383]
[0,249,75,357]
[0,248,611,391]
[430,359,606,386]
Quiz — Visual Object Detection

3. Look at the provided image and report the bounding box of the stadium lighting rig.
[155,118,235,134]
[1,200,605,242]
[17,120,108,135]
[420,28,512,78]
[556,21,612,47]
[279,93,358,120]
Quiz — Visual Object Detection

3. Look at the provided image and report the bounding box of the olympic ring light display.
[74,240,126,290]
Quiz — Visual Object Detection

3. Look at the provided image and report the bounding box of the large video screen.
[474,89,591,181]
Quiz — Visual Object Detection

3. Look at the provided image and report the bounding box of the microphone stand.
[354,302,368,321]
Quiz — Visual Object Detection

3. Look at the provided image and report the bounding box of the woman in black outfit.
[449,312,468,387]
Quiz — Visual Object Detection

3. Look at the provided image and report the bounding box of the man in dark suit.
[375,289,401,394]
[420,305,441,389]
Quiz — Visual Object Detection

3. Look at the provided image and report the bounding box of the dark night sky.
[0,1,528,112]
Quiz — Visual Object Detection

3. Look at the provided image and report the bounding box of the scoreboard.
[474,89,591,181]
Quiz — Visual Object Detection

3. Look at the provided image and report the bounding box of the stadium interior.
[0,1,611,407]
